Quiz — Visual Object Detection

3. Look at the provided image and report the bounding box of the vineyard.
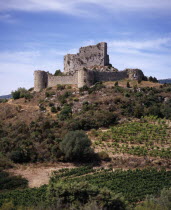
[50,167,171,203]
[91,116,171,159]
[1,167,171,208]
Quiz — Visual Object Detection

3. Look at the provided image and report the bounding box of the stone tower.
[64,42,109,73]
[34,70,48,92]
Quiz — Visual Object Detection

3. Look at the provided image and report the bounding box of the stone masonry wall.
[64,42,109,73]
[47,72,78,87]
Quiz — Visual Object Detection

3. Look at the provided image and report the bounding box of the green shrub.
[79,85,89,92]
[60,130,94,161]
[135,187,171,210]
[126,81,130,88]
[9,150,31,163]
[67,110,118,130]
[11,88,30,100]
[45,91,55,97]
[58,104,72,120]
[51,106,57,113]
[57,84,65,90]
[0,170,28,191]
[0,153,13,170]
[47,180,126,210]
[88,82,105,94]
[114,81,119,87]
[54,70,63,76]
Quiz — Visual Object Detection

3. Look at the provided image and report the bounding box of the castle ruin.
[34,42,144,91]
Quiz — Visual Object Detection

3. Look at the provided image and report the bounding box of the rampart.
[34,42,145,91]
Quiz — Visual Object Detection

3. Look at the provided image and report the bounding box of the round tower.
[34,70,48,92]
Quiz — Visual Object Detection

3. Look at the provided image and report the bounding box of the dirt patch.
[7,163,75,188]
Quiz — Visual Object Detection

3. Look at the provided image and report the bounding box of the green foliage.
[0,99,8,103]
[114,81,119,87]
[0,120,63,163]
[57,84,65,90]
[149,76,158,83]
[51,106,57,113]
[95,117,171,159]
[60,130,94,161]
[45,91,55,97]
[47,181,126,210]
[58,91,72,104]
[11,88,32,100]
[50,167,171,204]
[0,153,13,170]
[88,82,105,94]
[67,110,118,130]
[135,187,171,210]
[58,104,72,120]
[54,69,63,76]
[79,85,89,92]
[9,149,31,163]
[0,170,28,191]
[126,81,130,88]
[0,185,47,208]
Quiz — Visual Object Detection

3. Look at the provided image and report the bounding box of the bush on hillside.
[11,88,32,100]
[58,104,72,120]
[9,149,31,163]
[67,110,118,130]
[60,130,94,161]
[47,181,126,210]
[135,187,171,210]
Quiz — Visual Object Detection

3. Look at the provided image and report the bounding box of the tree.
[115,81,119,87]
[60,130,94,161]
[11,88,31,100]
[54,70,63,76]
[126,81,130,88]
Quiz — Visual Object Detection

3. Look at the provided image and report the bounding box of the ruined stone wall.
[93,71,128,82]
[80,68,144,87]
[64,42,109,73]
[34,68,144,91]
[47,72,78,87]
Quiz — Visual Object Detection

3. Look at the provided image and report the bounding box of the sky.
[0,0,171,95]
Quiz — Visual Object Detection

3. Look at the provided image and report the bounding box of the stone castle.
[34,42,144,91]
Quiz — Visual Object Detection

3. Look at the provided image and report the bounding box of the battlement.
[64,42,109,73]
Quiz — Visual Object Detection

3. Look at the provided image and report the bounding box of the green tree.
[126,81,130,88]
[60,130,94,161]
[54,70,63,76]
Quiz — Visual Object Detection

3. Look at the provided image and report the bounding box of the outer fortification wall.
[48,72,78,87]
[64,42,109,73]
[34,42,145,92]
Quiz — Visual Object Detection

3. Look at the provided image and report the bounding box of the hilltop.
[1,79,171,209]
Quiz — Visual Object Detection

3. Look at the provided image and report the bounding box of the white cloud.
[107,37,171,79]
[0,0,171,15]
[109,38,171,51]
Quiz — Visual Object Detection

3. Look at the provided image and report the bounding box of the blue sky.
[0,0,171,95]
